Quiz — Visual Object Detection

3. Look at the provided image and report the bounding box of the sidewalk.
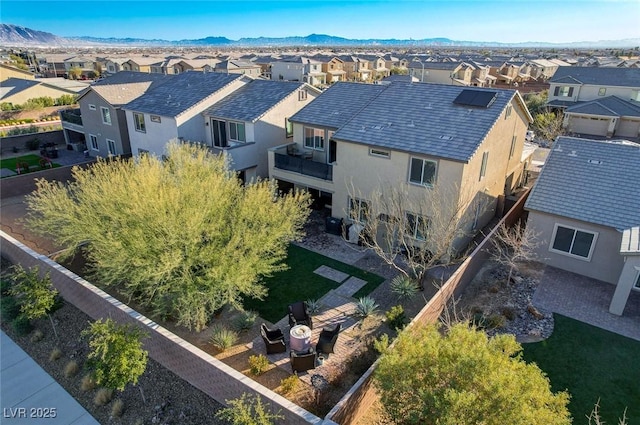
[0,331,99,425]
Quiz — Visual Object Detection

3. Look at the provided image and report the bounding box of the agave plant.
[305,299,322,315]
[232,310,258,332]
[390,275,419,302]
[209,325,238,351]
[355,296,379,318]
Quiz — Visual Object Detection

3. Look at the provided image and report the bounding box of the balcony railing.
[274,152,332,181]
[60,109,83,126]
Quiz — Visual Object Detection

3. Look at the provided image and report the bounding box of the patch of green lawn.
[243,244,384,323]
[0,154,60,172]
[522,314,640,424]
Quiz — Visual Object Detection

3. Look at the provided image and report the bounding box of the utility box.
[325,217,343,235]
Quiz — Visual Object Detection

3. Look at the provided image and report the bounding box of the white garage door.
[615,118,640,138]
[568,116,610,136]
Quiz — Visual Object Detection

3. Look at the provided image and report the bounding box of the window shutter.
[553,86,559,96]
[568,87,574,97]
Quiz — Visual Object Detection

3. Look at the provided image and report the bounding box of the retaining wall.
[0,130,65,154]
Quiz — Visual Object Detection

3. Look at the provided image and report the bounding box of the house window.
[634,270,640,290]
[150,115,161,123]
[479,151,489,180]
[211,119,227,148]
[107,139,116,155]
[406,212,429,241]
[228,121,246,142]
[369,148,390,158]
[554,86,574,97]
[409,157,437,186]
[505,104,512,119]
[88,104,96,111]
[285,118,293,138]
[304,127,324,150]
[298,90,308,101]
[509,136,517,159]
[598,88,606,96]
[101,107,111,125]
[133,112,146,133]
[89,134,98,151]
[349,198,370,224]
[550,224,597,260]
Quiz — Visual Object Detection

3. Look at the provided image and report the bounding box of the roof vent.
[425,103,432,109]
[407,120,415,127]
[554,145,563,152]
[568,150,577,157]
[359,126,366,132]
[588,159,603,165]
[372,125,384,130]
[439,135,453,140]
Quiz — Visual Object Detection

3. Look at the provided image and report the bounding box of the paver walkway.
[0,331,99,425]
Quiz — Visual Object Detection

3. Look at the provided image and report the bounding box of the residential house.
[213,60,262,77]
[0,77,80,105]
[271,57,326,86]
[525,137,640,316]
[547,67,640,139]
[173,58,221,74]
[467,61,496,87]
[528,59,560,81]
[124,71,251,156]
[63,56,97,79]
[62,71,170,157]
[337,56,371,82]
[361,55,390,81]
[41,53,74,77]
[269,82,532,251]
[202,80,320,181]
[408,61,475,86]
[0,63,35,81]
[315,56,346,84]
[100,56,129,75]
[122,57,164,73]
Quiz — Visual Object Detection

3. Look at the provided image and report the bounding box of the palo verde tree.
[9,265,59,339]
[25,142,311,330]
[347,181,485,289]
[82,318,148,392]
[374,322,572,425]
[491,222,540,284]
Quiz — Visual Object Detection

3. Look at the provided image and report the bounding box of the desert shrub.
[80,373,97,392]
[0,102,15,111]
[390,275,419,301]
[94,388,113,406]
[0,279,12,296]
[111,399,124,417]
[209,325,238,351]
[471,312,487,329]
[12,315,33,336]
[248,354,270,376]
[233,310,258,332]
[215,393,283,425]
[49,347,62,361]
[501,306,516,321]
[486,314,506,329]
[30,329,44,342]
[373,333,390,354]
[1,296,21,321]
[64,360,79,378]
[55,94,77,106]
[385,305,407,331]
[279,375,299,395]
[355,296,379,318]
[25,138,41,150]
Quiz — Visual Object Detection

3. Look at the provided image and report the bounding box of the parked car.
[525,130,535,142]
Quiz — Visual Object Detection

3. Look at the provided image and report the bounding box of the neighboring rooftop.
[564,95,640,117]
[123,71,245,117]
[83,71,171,106]
[550,66,640,87]
[525,137,640,231]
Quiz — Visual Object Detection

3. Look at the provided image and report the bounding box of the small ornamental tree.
[491,222,540,284]
[374,322,571,425]
[215,393,283,425]
[82,318,148,392]
[9,265,59,339]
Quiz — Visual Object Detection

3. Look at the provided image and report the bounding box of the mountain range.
[2,24,639,48]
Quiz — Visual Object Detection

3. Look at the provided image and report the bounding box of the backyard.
[522,314,640,424]
[0,153,60,175]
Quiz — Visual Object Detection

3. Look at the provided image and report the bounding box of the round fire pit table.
[290,324,312,352]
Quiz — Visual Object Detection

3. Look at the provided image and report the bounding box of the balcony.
[273,148,332,181]
[59,109,83,126]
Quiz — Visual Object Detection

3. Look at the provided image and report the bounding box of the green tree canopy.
[25,142,311,330]
[82,318,148,391]
[374,322,571,425]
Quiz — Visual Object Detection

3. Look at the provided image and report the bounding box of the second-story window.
[228,121,246,142]
[409,157,437,187]
[133,112,146,133]
[285,118,293,138]
[554,86,574,97]
[101,107,111,125]
[304,127,324,150]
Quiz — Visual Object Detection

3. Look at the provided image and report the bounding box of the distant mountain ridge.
[2,24,639,48]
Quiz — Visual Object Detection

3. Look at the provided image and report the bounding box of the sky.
[2,0,640,44]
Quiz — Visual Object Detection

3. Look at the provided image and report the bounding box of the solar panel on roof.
[453,89,498,108]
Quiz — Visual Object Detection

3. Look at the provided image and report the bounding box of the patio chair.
[288,301,313,330]
[260,323,286,354]
[316,323,341,355]
[290,347,317,373]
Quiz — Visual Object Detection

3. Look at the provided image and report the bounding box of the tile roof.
[565,96,640,117]
[550,66,640,87]
[332,82,517,162]
[87,71,171,106]
[0,78,39,99]
[203,80,305,122]
[124,71,244,117]
[289,82,386,129]
[525,137,640,230]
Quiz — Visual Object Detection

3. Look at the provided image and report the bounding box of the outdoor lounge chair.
[290,347,317,373]
[316,323,341,355]
[288,301,313,329]
[260,323,286,354]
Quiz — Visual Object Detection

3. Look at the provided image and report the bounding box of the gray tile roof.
[408,61,464,71]
[88,71,171,106]
[0,78,39,99]
[289,82,386,129]
[203,80,304,122]
[565,96,640,117]
[333,82,517,162]
[525,137,640,230]
[124,71,243,117]
[550,66,640,87]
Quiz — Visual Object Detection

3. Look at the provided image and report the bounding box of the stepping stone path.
[313,265,349,283]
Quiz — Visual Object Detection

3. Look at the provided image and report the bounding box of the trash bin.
[325,217,343,235]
